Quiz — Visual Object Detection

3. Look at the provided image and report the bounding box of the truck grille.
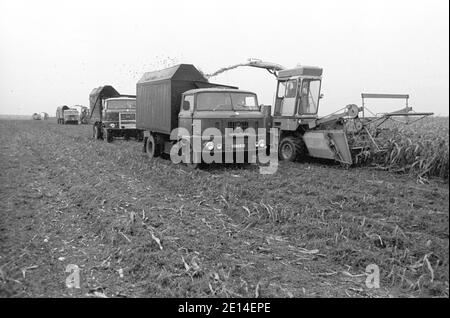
[120,113,136,121]
[227,121,249,130]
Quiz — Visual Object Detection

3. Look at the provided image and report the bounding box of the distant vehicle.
[56,105,80,124]
[90,86,141,142]
[40,112,49,120]
[32,113,41,120]
[72,105,89,124]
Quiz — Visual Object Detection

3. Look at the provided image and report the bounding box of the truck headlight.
[205,141,215,151]
[257,139,266,148]
[216,143,222,150]
[109,123,116,128]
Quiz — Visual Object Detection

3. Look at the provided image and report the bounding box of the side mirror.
[182,101,190,111]
[319,93,324,99]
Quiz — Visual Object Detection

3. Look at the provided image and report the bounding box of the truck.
[89,85,141,142]
[72,105,89,124]
[137,64,267,167]
[32,113,41,120]
[56,105,80,124]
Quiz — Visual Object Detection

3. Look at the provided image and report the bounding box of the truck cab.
[90,85,142,143]
[98,96,139,142]
[177,88,266,160]
[102,97,137,129]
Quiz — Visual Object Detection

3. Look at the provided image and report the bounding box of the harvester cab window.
[285,80,297,98]
[280,79,297,116]
[277,81,287,98]
[274,81,287,115]
[298,79,320,115]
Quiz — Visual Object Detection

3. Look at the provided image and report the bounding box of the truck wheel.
[179,143,199,169]
[145,135,161,158]
[93,125,101,139]
[279,136,307,162]
[103,128,113,143]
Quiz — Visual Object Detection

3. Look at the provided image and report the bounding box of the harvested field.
[0,119,448,297]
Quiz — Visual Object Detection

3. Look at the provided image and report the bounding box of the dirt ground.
[0,119,448,298]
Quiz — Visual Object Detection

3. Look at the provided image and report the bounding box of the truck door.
[178,94,194,135]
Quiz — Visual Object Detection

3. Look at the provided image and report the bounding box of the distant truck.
[72,105,89,124]
[89,86,141,142]
[56,106,80,124]
[137,64,267,167]
[40,112,49,120]
[32,113,41,120]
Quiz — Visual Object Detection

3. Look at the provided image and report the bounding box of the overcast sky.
[0,0,448,116]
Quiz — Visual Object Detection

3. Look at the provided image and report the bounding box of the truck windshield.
[196,92,258,111]
[106,99,136,110]
[65,110,79,115]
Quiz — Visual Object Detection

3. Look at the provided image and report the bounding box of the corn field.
[369,117,449,179]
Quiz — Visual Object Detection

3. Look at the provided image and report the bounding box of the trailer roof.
[138,64,207,84]
[183,88,255,95]
[89,85,120,99]
[107,96,136,100]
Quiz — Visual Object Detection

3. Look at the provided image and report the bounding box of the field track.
[0,119,448,297]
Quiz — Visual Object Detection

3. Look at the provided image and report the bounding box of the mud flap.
[303,130,353,165]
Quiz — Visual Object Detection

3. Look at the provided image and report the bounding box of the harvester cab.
[266,64,356,165]
[272,66,323,127]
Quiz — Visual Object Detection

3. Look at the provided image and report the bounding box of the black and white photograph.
[0,0,448,304]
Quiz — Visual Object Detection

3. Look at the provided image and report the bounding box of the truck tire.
[145,135,161,158]
[179,143,199,169]
[93,125,101,140]
[103,128,113,143]
[279,136,307,162]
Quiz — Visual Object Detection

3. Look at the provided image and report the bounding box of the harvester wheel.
[145,135,161,158]
[279,136,307,162]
